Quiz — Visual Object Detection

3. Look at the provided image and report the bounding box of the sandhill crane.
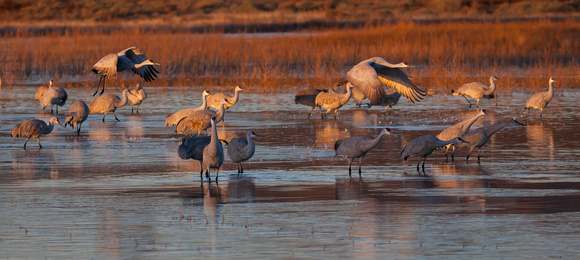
[401,135,468,171]
[89,89,129,122]
[452,76,498,108]
[175,99,228,136]
[38,80,68,114]
[64,101,89,135]
[376,89,402,117]
[436,109,487,161]
[92,46,160,96]
[179,136,212,176]
[207,86,244,111]
[334,128,392,176]
[457,118,526,163]
[525,77,555,118]
[202,117,224,182]
[34,85,48,102]
[165,90,210,127]
[351,86,370,108]
[227,131,257,174]
[315,83,354,119]
[12,117,63,149]
[346,57,425,105]
[294,88,329,118]
[127,83,147,114]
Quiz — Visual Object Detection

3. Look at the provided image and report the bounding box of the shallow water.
[1,86,579,259]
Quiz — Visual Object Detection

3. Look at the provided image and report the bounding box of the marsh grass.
[0,20,578,93]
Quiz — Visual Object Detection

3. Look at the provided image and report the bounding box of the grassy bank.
[0,20,578,93]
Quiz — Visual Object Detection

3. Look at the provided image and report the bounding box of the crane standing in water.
[89,89,129,122]
[227,131,257,174]
[525,77,555,118]
[64,101,89,135]
[92,46,160,96]
[127,83,147,114]
[334,128,392,176]
[452,76,498,108]
[436,109,487,161]
[38,80,68,114]
[12,117,64,149]
[294,88,327,118]
[165,90,210,127]
[456,118,526,163]
[315,83,353,119]
[202,117,224,182]
[401,135,468,171]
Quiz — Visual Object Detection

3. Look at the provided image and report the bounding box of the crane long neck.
[246,133,256,152]
[199,94,208,109]
[547,80,554,99]
[231,89,241,104]
[216,103,226,121]
[341,85,353,103]
[461,113,485,134]
[116,91,129,108]
[484,78,497,95]
[363,131,387,151]
[209,120,218,146]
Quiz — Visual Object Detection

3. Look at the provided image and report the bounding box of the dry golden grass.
[0,20,578,93]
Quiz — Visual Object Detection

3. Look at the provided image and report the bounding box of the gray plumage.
[227,131,257,174]
[315,83,354,119]
[525,77,555,118]
[456,118,526,163]
[165,90,210,127]
[294,88,328,118]
[401,135,468,171]
[202,117,224,182]
[334,128,391,176]
[452,76,498,108]
[376,89,402,117]
[11,117,63,149]
[64,100,89,135]
[206,86,244,111]
[175,98,228,136]
[89,89,129,122]
[178,136,212,175]
[92,46,160,96]
[34,85,48,101]
[351,86,370,108]
[436,109,487,161]
[127,83,147,114]
[38,80,68,114]
[346,57,425,105]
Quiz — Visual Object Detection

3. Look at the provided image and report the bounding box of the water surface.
[0,86,579,259]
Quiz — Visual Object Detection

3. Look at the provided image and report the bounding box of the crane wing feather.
[119,46,159,82]
[92,54,118,79]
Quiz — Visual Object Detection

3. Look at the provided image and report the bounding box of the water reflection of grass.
[0,20,578,93]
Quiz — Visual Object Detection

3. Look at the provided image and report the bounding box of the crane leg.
[114,112,120,122]
[444,146,449,162]
[422,157,427,171]
[307,107,315,118]
[136,104,140,114]
[93,76,103,96]
[199,162,204,181]
[466,146,476,163]
[540,109,543,118]
[100,78,106,96]
[348,159,353,176]
[56,105,59,114]
[205,169,211,182]
[477,149,482,164]
[450,145,456,162]
[416,158,421,172]
[102,113,106,122]
[240,163,244,174]
[333,109,338,120]
[358,157,363,176]
[476,99,480,108]
[215,169,220,182]
[77,125,81,136]
[462,96,472,108]
[131,106,135,115]
[37,138,42,149]
[23,138,30,149]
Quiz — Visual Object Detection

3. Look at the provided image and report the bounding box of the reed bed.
[0,20,578,93]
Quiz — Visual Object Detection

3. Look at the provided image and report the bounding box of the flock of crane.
[8,46,557,181]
